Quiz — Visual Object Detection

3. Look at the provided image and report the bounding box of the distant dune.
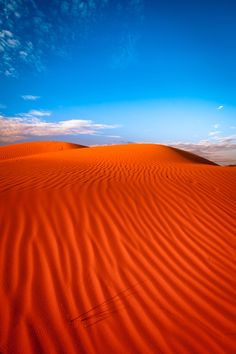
[0,141,85,161]
[0,142,235,354]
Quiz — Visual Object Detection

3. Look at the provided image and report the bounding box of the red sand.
[0,142,236,354]
[0,141,85,161]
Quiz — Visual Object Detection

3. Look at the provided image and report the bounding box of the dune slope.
[0,143,235,354]
[0,141,85,161]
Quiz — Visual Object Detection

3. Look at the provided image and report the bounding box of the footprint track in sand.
[69,282,142,327]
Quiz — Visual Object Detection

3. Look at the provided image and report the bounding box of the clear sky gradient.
[0,0,236,163]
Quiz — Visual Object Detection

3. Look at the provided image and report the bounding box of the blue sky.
[0,0,236,163]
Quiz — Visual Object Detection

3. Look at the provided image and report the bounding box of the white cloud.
[21,95,41,101]
[23,110,51,117]
[208,131,221,136]
[214,135,236,143]
[0,29,22,77]
[7,38,20,48]
[217,105,224,110]
[213,123,220,129]
[0,114,119,143]
[0,30,13,38]
[171,137,236,165]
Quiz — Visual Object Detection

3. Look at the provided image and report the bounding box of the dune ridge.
[0,143,235,354]
[0,141,86,161]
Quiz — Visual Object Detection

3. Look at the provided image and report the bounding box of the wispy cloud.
[213,123,220,129]
[214,135,236,144]
[208,131,221,136]
[107,135,122,139]
[24,110,51,117]
[0,113,120,143]
[21,95,41,101]
[172,136,236,165]
[111,33,139,69]
[0,104,6,109]
[217,105,224,110]
[0,0,144,77]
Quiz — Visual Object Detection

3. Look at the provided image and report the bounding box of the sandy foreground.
[0,142,235,354]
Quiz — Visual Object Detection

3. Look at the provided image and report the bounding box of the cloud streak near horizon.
[0,114,120,143]
[172,138,236,165]
[1,110,235,165]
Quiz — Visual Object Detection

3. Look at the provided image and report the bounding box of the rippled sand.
[0,142,235,354]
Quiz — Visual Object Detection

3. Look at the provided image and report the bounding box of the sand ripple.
[0,143,235,353]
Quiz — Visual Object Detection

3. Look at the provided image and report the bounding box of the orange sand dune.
[0,141,85,161]
[0,143,236,354]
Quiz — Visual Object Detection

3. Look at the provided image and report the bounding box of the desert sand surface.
[0,142,236,354]
[0,141,85,161]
